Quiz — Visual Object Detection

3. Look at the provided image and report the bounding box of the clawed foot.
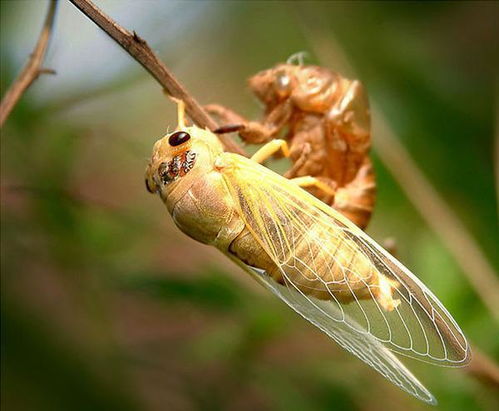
[206,104,272,144]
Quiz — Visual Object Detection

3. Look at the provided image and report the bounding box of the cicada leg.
[205,103,249,132]
[207,102,293,144]
[206,103,270,143]
[289,176,336,198]
[170,97,187,128]
[251,140,337,199]
[283,142,312,178]
[250,139,290,163]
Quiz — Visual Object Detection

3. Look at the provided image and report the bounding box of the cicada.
[207,62,375,229]
[145,100,470,404]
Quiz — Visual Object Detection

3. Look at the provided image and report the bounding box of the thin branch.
[467,346,499,390]
[495,89,499,216]
[0,0,58,127]
[68,0,245,155]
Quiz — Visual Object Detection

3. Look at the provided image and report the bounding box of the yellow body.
[145,101,470,405]
[168,151,393,305]
[145,104,399,310]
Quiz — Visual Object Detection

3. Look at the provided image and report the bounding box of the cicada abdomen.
[225,159,398,312]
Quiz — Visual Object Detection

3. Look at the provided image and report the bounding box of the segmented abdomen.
[271,221,378,303]
[229,217,378,305]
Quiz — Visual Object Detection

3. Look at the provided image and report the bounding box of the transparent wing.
[220,153,470,392]
[244,264,436,404]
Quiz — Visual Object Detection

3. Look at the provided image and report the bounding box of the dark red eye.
[169,131,190,146]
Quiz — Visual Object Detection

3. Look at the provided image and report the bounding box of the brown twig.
[467,346,499,390]
[0,0,58,127]
[495,92,499,215]
[68,0,245,155]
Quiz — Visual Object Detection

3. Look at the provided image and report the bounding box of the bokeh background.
[1,1,498,410]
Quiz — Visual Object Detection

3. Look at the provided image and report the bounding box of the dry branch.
[467,346,499,389]
[495,97,499,215]
[68,0,244,155]
[0,0,58,127]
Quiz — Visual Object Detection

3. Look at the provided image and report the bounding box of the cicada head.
[145,99,224,195]
[249,62,340,113]
[248,63,300,106]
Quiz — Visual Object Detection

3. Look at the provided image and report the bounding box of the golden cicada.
[145,100,470,405]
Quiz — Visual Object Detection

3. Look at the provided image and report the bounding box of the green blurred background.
[1,1,498,410]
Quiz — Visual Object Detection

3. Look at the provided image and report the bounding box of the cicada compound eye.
[169,131,191,147]
[275,71,292,98]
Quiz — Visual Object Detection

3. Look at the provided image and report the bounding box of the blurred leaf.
[1,299,139,411]
[116,269,245,311]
